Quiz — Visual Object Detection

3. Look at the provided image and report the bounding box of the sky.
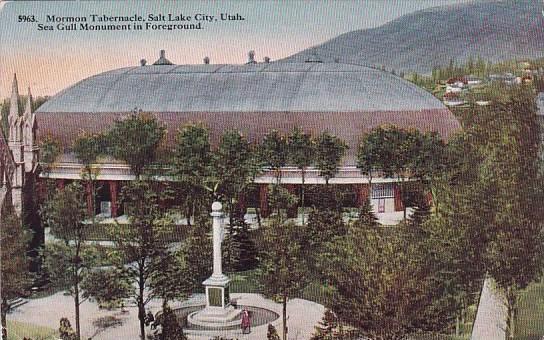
[0,0,475,98]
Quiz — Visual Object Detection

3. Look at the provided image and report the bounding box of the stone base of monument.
[187,306,242,327]
[186,273,242,328]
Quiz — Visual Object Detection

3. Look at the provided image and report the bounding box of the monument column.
[211,202,223,278]
[188,201,242,327]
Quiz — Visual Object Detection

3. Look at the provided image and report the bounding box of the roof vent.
[247,50,256,64]
[264,56,271,63]
[153,49,174,65]
[140,59,147,66]
[203,56,210,64]
[305,51,323,63]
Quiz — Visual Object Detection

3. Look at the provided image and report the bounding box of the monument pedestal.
[187,274,242,327]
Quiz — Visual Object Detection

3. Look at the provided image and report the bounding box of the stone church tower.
[2,74,39,217]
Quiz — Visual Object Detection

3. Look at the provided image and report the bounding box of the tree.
[59,317,77,340]
[213,130,260,267]
[149,302,188,340]
[214,129,259,217]
[322,218,456,339]
[474,86,544,338]
[310,309,346,340]
[267,324,281,340]
[101,180,171,340]
[259,220,309,340]
[314,132,347,185]
[81,267,132,309]
[171,124,213,225]
[73,132,106,216]
[357,127,391,205]
[287,127,315,224]
[0,211,32,334]
[107,112,166,179]
[41,183,95,340]
[259,130,288,184]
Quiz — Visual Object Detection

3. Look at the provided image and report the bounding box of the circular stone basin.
[175,305,279,331]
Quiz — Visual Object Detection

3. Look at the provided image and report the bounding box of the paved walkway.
[471,277,507,340]
[7,293,324,340]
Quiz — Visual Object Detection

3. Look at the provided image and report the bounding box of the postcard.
[1,1,543,340]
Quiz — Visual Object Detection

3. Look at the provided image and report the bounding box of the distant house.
[489,73,517,85]
[443,92,466,106]
[466,75,483,86]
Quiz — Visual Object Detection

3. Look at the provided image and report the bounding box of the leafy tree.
[107,112,166,179]
[259,220,309,340]
[149,302,188,340]
[267,184,298,220]
[171,124,213,225]
[314,132,347,185]
[99,180,171,340]
[81,267,132,309]
[259,130,288,184]
[322,220,456,339]
[41,183,96,340]
[180,216,213,290]
[310,309,348,340]
[287,127,315,224]
[214,129,259,215]
[357,129,386,204]
[474,86,544,338]
[213,130,260,267]
[59,317,77,340]
[267,324,281,340]
[73,132,107,216]
[305,207,346,279]
[0,211,32,332]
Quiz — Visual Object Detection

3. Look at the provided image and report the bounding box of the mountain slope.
[281,0,544,73]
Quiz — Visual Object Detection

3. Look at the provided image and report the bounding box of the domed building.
[5,51,461,222]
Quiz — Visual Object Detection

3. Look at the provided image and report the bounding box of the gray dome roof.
[37,62,445,113]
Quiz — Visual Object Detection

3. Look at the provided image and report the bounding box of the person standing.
[241,309,251,334]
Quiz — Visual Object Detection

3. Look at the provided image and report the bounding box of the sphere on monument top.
[212,201,222,212]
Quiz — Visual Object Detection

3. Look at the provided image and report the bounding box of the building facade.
[9,51,461,222]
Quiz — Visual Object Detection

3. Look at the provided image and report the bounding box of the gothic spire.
[9,73,20,118]
[24,86,33,117]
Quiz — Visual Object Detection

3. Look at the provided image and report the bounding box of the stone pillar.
[259,184,269,218]
[356,183,370,207]
[109,181,118,218]
[211,202,223,278]
[285,184,298,218]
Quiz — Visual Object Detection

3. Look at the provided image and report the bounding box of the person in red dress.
[241,309,251,334]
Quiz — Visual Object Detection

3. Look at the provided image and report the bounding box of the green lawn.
[515,278,544,340]
[6,320,58,340]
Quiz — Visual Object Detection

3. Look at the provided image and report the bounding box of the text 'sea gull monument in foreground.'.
[187,202,242,327]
